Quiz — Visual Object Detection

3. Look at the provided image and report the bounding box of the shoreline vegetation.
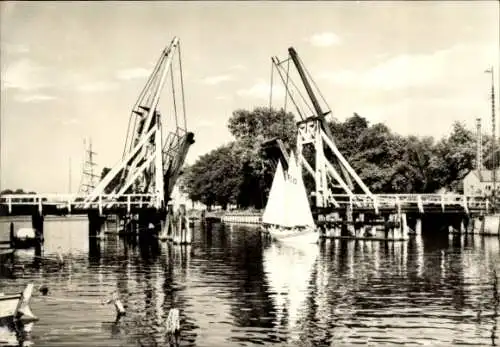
[2,107,495,214]
[181,107,496,211]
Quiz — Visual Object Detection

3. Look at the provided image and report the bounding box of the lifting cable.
[299,54,332,117]
[276,60,314,120]
[171,58,179,133]
[178,43,188,131]
[283,57,291,139]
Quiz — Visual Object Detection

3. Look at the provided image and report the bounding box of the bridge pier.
[88,210,104,238]
[471,215,484,234]
[172,204,192,245]
[346,206,354,236]
[31,210,44,241]
[415,217,422,236]
[478,214,500,236]
[446,213,469,235]
[138,209,164,239]
[161,204,175,241]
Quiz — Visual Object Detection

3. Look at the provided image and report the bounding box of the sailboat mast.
[68,157,72,194]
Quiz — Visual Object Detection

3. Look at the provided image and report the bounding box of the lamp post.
[485,67,496,210]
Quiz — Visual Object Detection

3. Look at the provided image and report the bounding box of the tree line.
[1,189,37,195]
[179,107,492,210]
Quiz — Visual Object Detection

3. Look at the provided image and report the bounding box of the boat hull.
[267,227,319,245]
[0,295,21,320]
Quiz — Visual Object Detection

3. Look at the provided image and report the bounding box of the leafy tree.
[183,106,485,209]
[0,189,36,195]
[228,107,297,208]
[432,121,476,191]
[183,143,243,209]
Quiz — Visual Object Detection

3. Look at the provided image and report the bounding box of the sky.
[0,1,499,193]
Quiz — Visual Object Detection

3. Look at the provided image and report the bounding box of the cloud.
[2,59,51,91]
[237,80,285,99]
[215,95,231,101]
[201,74,233,85]
[1,42,30,55]
[15,94,57,103]
[116,67,151,80]
[229,64,246,71]
[318,43,498,91]
[61,118,80,126]
[77,81,118,93]
[308,32,341,47]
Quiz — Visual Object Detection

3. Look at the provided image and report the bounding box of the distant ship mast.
[78,138,99,195]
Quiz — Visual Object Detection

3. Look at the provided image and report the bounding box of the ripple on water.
[0,221,499,346]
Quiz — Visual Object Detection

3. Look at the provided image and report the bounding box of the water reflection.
[0,218,499,346]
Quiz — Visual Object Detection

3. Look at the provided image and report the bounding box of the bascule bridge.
[0,37,195,235]
[266,46,491,238]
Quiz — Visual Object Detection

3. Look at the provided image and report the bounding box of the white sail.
[285,151,315,228]
[262,161,286,225]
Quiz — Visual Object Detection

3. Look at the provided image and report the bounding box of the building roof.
[470,169,500,182]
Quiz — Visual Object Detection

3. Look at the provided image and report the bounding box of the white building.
[462,169,500,196]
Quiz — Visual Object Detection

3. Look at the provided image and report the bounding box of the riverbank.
[204,209,262,224]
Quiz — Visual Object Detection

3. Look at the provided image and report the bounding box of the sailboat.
[262,151,318,244]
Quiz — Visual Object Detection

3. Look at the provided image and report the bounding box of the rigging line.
[299,54,332,117]
[171,59,179,134]
[78,139,87,194]
[123,53,165,158]
[178,42,187,130]
[276,62,314,118]
[278,53,315,117]
[283,57,290,138]
[272,57,304,120]
[284,57,290,114]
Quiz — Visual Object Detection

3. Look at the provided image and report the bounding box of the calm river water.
[0,217,499,346]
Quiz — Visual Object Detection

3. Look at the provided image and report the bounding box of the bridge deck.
[0,193,491,217]
[318,194,489,215]
[0,193,160,216]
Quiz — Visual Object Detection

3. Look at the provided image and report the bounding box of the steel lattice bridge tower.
[270,47,373,211]
[81,36,194,212]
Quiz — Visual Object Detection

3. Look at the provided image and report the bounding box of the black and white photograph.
[0,1,499,346]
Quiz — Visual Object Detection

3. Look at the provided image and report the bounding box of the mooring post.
[179,204,187,244]
[415,217,422,236]
[346,206,354,236]
[393,212,401,240]
[483,214,500,236]
[400,213,408,240]
[383,214,390,239]
[167,204,175,240]
[9,222,15,248]
[460,216,466,234]
[172,207,180,244]
[32,210,44,240]
[88,210,102,238]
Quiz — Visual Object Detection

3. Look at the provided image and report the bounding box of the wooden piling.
[483,214,500,236]
[346,206,354,236]
[415,217,422,236]
[88,210,102,238]
[400,213,409,240]
[32,211,44,241]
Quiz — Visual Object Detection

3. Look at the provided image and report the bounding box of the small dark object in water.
[39,285,49,296]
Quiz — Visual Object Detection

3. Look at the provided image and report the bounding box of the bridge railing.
[0,193,160,214]
[329,194,488,213]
